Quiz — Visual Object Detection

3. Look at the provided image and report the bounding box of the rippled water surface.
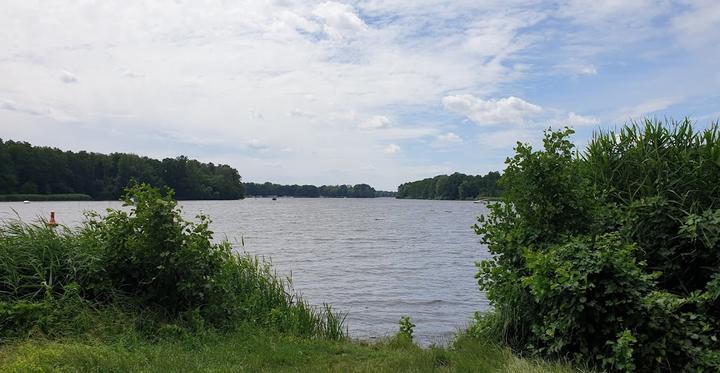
[1,198,491,344]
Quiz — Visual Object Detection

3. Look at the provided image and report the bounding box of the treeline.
[0,139,244,200]
[0,193,92,202]
[244,182,394,198]
[396,172,501,200]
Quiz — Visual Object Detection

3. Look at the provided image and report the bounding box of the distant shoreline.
[394,195,502,201]
[0,193,93,202]
[0,194,402,202]
[1,195,500,202]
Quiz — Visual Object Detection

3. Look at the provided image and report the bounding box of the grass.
[0,194,93,201]
[0,325,574,372]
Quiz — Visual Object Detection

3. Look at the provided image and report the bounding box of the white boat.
[23,200,30,204]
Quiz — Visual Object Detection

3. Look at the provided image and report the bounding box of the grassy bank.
[0,325,572,372]
[0,193,92,201]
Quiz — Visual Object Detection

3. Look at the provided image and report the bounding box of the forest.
[244,182,394,198]
[395,172,501,200]
[0,139,245,200]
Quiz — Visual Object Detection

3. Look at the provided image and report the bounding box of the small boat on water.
[23,200,30,204]
[271,197,277,201]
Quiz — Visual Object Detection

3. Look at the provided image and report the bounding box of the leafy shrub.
[523,234,654,360]
[87,183,229,314]
[475,119,720,371]
[398,316,416,341]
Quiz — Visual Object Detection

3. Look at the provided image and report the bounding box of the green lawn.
[0,326,573,372]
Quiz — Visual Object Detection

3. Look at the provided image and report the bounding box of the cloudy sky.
[1,1,718,190]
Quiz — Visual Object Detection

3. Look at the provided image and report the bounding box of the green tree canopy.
[0,139,244,200]
[396,172,501,200]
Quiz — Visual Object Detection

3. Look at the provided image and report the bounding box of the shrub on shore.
[474,119,720,371]
[0,183,343,343]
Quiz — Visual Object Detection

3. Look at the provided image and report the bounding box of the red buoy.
[48,211,58,227]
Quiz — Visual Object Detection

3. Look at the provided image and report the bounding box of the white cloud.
[247,139,269,151]
[559,0,664,23]
[557,62,598,75]
[0,98,76,122]
[359,115,391,130]
[433,132,463,147]
[60,70,78,84]
[313,2,368,39]
[442,95,544,125]
[121,69,144,79]
[477,129,542,150]
[370,127,438,140]
[289,109,316,119]
[566,112,600,127]
[618,97,678,119]
[580,66,598,75]
[249,109,264,120]
[671,0,720,48]
[383,143,400,154]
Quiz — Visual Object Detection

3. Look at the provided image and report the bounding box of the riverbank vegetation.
[475,119,720,371]
[0,325,574,372]
[0,139,244,200]
[396,172,501,200]
[0,193,92,202]
[0,183,342,342]
[0,182,569,371]
[244,181,394,198]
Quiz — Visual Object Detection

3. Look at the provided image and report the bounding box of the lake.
[0,198,491,345]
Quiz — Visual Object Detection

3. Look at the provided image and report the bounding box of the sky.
[0,1,719,190]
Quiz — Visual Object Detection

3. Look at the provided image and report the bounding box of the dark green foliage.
[0,183,343,344]
[523,234,655,360]
[0,194,92,201]
[475,119,720,371]
[396,171,501,200]
[0,139,244,200]
[88,183,229,314]
[244,182,393,198]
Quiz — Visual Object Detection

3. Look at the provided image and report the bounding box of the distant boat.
[23,200,30,204]
[271,197,277,201]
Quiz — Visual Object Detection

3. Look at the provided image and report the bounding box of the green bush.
[398,316,416,341]
[87,183,229,314]
[0,183,344,343]
[475,119,720,371]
